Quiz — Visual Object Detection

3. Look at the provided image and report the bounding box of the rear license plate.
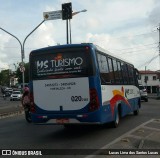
[56,119,69,124]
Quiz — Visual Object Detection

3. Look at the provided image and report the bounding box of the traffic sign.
[19,62,24,67]
[43,10,62,21]
[20,66,25,72]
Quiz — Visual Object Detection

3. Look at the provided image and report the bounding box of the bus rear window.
[30,47,94,79]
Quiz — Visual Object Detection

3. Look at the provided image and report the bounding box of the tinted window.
[112,59,119,84]
[97,51,136,85]
[108,58,115,83]
[30,47,94,79]
[98,54,110,84]
[98,54,109,73]
[121,63,129,84]
[117,61,123,83]
[128,65,135,84]
[13,91,21,94]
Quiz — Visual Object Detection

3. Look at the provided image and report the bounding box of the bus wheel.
[145,98,148,102]
[25,111,32,123]
[112,109,120,128]
[64,124,74,129]
[133,107,139,116]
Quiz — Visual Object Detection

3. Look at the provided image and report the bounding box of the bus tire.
[64,124,75,129]
[112,108,120,128]
[133,107,139,116]
[25,111,32,123]
[134,101,140,116]
[145,98,148,102]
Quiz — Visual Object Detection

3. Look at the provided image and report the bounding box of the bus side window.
[121,63,129,84]
[113,59,121,84]
[117,61,123,84]
[108,58,115,84]
[98,54,110,84]
[128,65,135,84]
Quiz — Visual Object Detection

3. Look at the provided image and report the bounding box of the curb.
[148,95,160,100]
[0,109,24,119]
[148,97,160,100]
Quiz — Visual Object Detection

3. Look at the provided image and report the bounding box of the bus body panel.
[31,75,103,124]
[98,85,140,123]
[33,77,90,111]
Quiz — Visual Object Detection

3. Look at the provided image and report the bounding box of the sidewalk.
[148,93,160,100]
[0,104,24,119]
[87,119,160,158]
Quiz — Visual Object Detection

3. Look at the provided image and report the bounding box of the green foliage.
[0,62,29,86]
[16,62,29,83]
[0,70,10,86]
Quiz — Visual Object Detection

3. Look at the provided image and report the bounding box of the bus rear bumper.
[35,119,101,125]
[31,112,102,125]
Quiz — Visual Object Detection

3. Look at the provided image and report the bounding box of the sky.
[0,0,160,71]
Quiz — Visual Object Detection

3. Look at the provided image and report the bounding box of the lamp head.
[81,9,87,12]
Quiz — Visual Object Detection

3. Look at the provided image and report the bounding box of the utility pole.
[157,24,160,97]
[158,24,160,70]
[144,66,147,89]
[66,19,69,44]
[62,2,72,44]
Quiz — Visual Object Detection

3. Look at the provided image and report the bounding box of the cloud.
[85,33,110,47]
[0,0,160,71]
[0,34,13,68]
[148,0,160,24]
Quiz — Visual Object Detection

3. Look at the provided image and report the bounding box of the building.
[10,76,18,87]
[138,70,160,93]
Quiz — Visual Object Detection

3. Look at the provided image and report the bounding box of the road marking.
[85,119,158,158]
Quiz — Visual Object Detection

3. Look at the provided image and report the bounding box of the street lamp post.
[0,27,24,88]
[0,20,45,90]
[68,9,87,44]
[22,20,45,59]
[72,9,87,16]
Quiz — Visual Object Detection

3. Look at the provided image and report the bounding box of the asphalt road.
[0,96,22,114]
[0,95,21,107]
[0,98,159,157]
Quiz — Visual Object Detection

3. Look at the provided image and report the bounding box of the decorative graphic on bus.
[110,87,131,116]
[54,53,63,60]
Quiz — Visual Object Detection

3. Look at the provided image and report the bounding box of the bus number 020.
[71,96,82,102]
[72,96,88,102]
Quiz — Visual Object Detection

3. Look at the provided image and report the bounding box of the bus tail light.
[89,88,100,112]
[30,92,35,113]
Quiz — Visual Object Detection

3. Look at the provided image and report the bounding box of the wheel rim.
[115,111,119,125]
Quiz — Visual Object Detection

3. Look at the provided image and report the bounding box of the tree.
[0,62,29,86]
[16,62,29,83]
[0,70,10,86]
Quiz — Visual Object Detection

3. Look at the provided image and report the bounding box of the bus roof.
[30,43,134,67]
[30,43,93,53]
[94,44,134,66]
